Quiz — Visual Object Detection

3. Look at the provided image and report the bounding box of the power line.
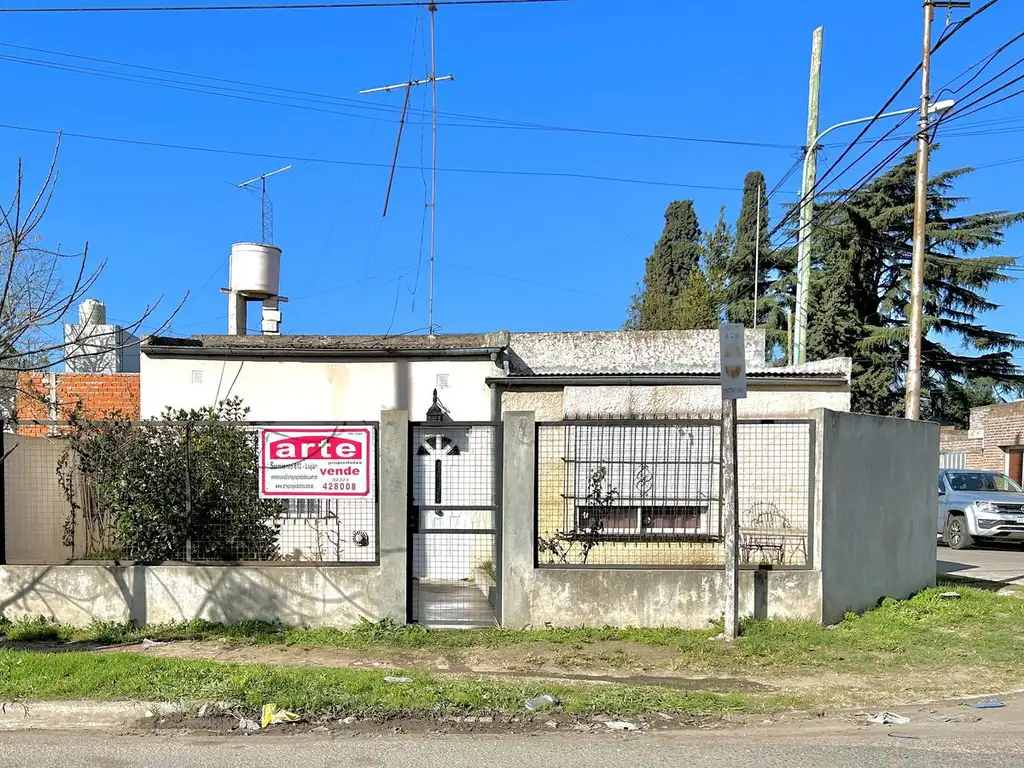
[0,0,569,13]
[936,30,1024,101]
[446,261,619,300]
[943,78,1024,124]
[770,0,1002,248]
[0,41,802,151]
[976,153,1024,169]
[0,120,776,192]
[771,6,1011,259]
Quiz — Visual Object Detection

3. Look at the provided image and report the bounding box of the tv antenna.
[360,2,453,336]
[237,165,292,245]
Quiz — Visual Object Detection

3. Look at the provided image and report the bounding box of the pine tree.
[925,378,1002,428]
[724,171,771,326]
[626,200,702,330]
[672,268,719,330]
[701,204,733,317]
[807,153,1024,416]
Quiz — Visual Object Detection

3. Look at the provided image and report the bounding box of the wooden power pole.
[793,26,823,365]
[905,1,970,420]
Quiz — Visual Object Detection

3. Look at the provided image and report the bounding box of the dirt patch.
[140,708,724,737]
[118,640,772,693]
[100,639,1013,704]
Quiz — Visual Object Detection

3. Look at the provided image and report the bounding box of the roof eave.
[486,373,849,388]
[143,345,506,360]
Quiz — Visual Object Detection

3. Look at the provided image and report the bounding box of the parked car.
[938,469,1024,550]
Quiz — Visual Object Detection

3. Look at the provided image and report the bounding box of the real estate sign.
[260,427,373,498]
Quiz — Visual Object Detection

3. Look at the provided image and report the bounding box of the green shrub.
[59,398,284,562]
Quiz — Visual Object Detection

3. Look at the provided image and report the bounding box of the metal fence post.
[184,423,193,563]
[720,324,746,641]
[722,399,740,639]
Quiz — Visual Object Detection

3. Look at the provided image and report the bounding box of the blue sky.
[1,0,1022,355]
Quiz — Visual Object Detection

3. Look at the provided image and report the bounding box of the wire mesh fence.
[409,422,500,626]
[2,420,379,565]
[536,418,815,569]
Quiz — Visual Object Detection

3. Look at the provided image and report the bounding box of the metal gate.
[940,452,966,469]
[409,422,501,627]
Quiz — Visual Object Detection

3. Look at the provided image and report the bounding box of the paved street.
[938,541,1024,584]
[2,716,1024,768]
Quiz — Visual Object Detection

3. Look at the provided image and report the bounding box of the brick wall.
[938,401,1024,473]
[939,427,980,454]
[15,372,140,436]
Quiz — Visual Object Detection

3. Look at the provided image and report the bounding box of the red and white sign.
[260,427,373,498]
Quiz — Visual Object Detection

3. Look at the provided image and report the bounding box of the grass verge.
[0,649,805,716]
[2,577,1023,712]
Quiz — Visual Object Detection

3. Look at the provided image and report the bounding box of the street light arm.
[812,106,919,147]
[811,99,954,147]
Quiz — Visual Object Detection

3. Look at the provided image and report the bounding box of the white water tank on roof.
[229,242,281,300]
[78,298,106,325]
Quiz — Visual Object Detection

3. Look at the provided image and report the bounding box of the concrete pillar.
[227,292,246,336]
[501,410,535,627]
[376,410,409,623]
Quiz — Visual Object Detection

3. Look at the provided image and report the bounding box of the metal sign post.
[720,324,747,640]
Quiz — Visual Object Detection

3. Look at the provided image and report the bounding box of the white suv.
[938,469,1024,550]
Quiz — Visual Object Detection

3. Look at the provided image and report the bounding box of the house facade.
[0,328,942,632]
[139,329,852,422]
[939,400,1024,483]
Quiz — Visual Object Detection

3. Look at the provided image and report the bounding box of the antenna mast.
[428,2,438,337]
[237,165,292,245]
[360,2,452,336]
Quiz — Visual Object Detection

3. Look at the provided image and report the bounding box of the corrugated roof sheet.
[502,369,847,378]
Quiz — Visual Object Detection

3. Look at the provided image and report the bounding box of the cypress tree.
[807,153,1024,417]
[725,171,771,326]
[626,200,702,330]
[672,267,719,330]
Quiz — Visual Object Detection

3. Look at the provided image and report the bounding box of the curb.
[0,701,183,731]
[0,689,1020,733]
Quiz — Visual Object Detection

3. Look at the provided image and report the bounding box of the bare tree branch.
[0,139,184,419]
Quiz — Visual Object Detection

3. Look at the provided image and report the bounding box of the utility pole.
[793,25,823,365]
[786,306,793,364]
[905,0,970,420]
[752,183,762,330]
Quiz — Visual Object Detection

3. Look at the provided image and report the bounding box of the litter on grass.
[939,592,961,600]
[261,704,300,728]
[865,712,911,725]
[525,694,560,711]
[604,721,637,731]
[384,676,413,684]
[969,700,1005,710]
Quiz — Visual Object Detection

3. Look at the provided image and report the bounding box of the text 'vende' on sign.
[719,324,747,400]
[260,427,373,498]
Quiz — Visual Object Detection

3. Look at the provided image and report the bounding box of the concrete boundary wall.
[502,409,937,629]
[816,409,937,624]
[0,408,937,630]
[0,410,409,628]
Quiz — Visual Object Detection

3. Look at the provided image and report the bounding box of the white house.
[140,329,851,422]
[140,329,850,571]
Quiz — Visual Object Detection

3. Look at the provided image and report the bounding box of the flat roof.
[145,332,508,351]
